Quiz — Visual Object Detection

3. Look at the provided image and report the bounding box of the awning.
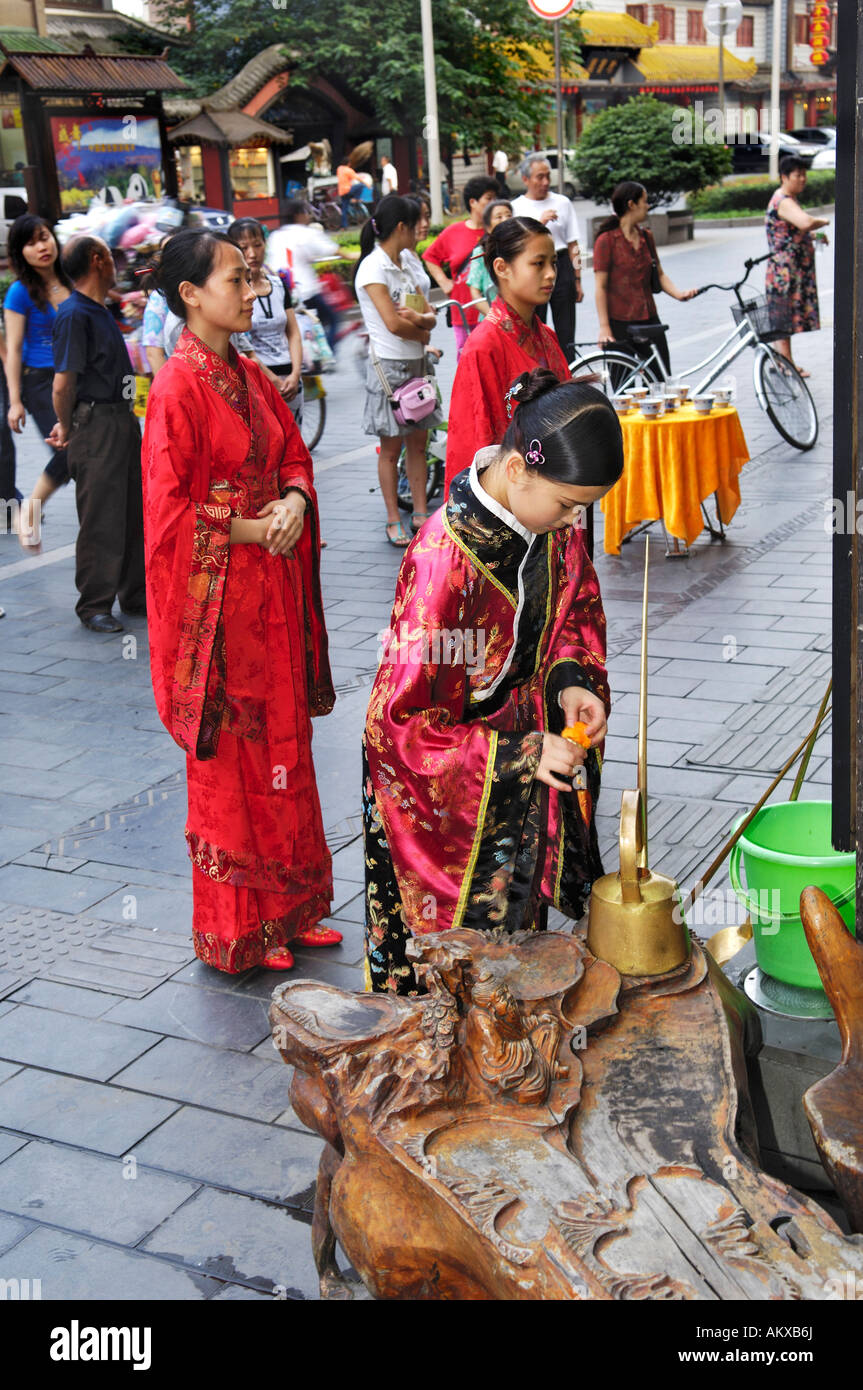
[632,45,758,85]
[167,108,292,146]
[0,44,186,92]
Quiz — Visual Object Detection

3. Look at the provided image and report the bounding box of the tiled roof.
[633,45,758,84]
[579,12,658,48]
[0,46,186,92]
[0,27,64,52]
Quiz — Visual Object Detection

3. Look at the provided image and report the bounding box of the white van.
[0,190,28,259]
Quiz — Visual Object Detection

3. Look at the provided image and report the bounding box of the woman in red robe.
[364,370,624,994]
[444,216,571,497]
[142,229,336,973]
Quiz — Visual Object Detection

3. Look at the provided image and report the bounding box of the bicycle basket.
[731,295,791,344]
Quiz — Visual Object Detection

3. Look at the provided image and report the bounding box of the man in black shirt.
[48,235,145,633]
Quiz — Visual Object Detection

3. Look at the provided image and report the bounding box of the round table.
[600,402,750,556]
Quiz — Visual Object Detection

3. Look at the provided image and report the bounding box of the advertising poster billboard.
[51,115,163,210]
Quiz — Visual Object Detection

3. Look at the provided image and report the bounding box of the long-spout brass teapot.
[586,539,689,978]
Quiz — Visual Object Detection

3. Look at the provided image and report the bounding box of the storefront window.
[175,147,205,203]
[229,146,274,201]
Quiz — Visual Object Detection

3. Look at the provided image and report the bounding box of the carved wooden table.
[271,927,863,1300]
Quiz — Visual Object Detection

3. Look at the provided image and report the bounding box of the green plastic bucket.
[729,800,856,990]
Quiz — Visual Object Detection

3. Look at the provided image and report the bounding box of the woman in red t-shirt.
[593,181,696,374]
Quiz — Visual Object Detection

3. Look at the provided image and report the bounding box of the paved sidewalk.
[0,229,834,1298]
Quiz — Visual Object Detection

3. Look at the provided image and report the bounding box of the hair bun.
[508,367,560,408]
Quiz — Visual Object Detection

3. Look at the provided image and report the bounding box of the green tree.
[162,0,582,154]
[574,96,732,208]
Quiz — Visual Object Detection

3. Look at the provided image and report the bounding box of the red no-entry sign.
[527,0,576,19]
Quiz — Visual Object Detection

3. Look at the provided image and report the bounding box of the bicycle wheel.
[756,349,818,451]
[319,203,342,233]
[396,425,448,511]
[301,378,326,451]
[571,350,660,397]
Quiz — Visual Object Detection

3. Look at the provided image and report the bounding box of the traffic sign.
[527,0,576,19]
[704,0,743,38]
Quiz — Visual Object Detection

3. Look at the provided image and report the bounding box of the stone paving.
[0,224,836,1297]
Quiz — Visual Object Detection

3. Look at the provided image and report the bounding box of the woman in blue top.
[5,215,72,548]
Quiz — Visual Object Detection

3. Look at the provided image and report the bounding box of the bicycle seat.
[627,324,670,346]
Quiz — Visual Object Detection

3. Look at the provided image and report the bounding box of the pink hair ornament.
[524,438,545,467]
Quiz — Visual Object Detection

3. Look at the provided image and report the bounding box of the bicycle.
[300,372,326,451]
[394,296,481,512]
[568,251,818,452]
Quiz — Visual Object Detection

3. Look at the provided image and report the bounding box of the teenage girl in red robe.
[142,229,339,973]
[444,216,571,497]
[364,371,624,994]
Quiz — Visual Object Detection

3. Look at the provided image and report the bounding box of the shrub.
[574,96,731,209]
[688,168,836,214]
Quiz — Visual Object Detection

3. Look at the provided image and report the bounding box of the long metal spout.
[637,540,649,871]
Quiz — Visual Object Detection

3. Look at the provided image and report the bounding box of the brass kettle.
[587,787,689,977]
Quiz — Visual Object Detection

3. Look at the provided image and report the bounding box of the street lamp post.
[420,0,444,226]
[704,0,742,134]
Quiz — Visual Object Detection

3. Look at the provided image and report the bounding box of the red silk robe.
[364,452,609,994]
[443,298,571,496]
[142,329,334,972]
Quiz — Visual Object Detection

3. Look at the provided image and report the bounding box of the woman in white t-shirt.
[354,194,443,546]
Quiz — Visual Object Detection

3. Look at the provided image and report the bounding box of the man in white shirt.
[265,199,340,351]
[381,157,398,197]
[511,154,583,359]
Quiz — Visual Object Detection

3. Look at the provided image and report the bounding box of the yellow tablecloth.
[600,403,750,555]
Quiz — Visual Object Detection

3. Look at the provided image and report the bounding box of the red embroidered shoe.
[294,925,343,947]
[262,946,295,970]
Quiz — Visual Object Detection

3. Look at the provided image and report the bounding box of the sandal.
[385,521,410,548]
[411,512,430,532]
[294,924,343,947]
[261,946,295,970]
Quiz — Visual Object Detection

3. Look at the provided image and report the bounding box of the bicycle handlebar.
[693,250,773,298]
[434,296,484,333]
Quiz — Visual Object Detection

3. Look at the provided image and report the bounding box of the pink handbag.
[372,350,438,427]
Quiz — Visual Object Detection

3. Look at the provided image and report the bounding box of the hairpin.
[524,438,545,467]
[504,381,524,418]
[371,217,379,235]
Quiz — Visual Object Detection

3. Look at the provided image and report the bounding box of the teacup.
[613,395,632,414]
[676,384,691,400]
[663,391,680,411]
[629,386,650,400]
[713,387,733,406]
[692,395,714,415]
[641,398,665,418]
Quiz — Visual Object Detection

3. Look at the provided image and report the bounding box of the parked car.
[186,206,232,232]
[521,148,579,199]
[811,147,837,170]
[730,131,817,173]
[788,127,836,149]
[0,188,28,259]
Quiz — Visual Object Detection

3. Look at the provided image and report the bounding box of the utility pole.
[769,0,782,179]
[718,4,725,120]
[553,19,565,195]
[420,0,444,225]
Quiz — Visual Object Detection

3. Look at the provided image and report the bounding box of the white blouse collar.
[469,451,533,544]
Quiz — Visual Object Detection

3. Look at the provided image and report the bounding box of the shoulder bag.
[643,228,662,295]
[370,344,438,428]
